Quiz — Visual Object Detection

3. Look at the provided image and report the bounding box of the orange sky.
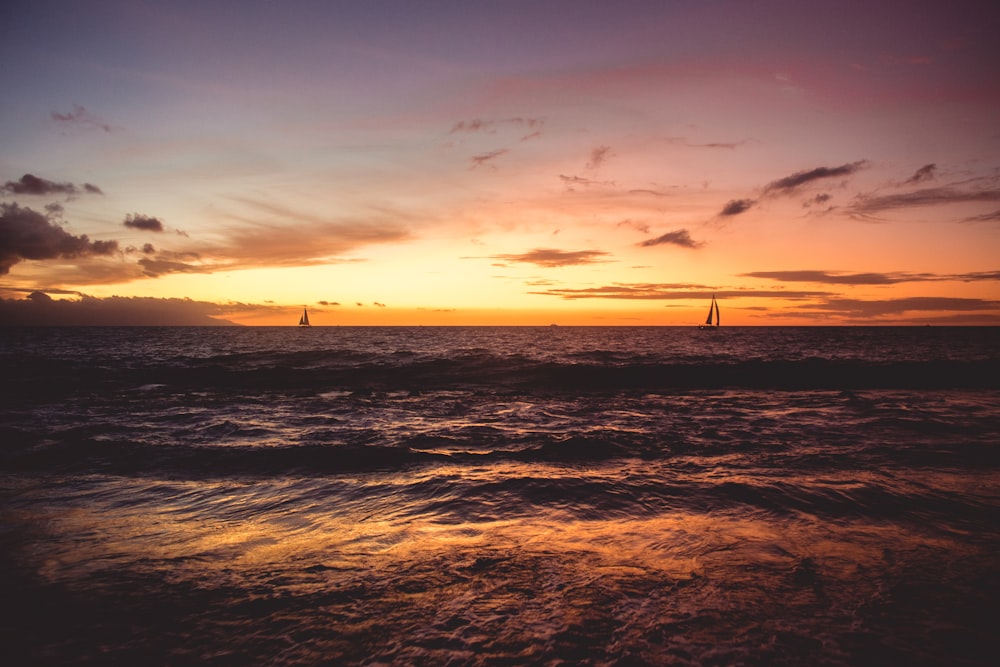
[1,0,999,325]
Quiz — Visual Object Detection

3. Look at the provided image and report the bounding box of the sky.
[1,0,999,326]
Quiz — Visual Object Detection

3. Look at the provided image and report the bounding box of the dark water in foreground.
[1,326,998,665]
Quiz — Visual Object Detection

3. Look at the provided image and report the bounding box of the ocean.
[1,326,998,665]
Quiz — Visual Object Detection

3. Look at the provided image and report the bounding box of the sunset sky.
[1,0,998,325]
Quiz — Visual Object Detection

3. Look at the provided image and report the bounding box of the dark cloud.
[763,161,868,194]
[744,269,1000,285]
[2,174,103,197]
[0,293,240,326]
[720,198,756,216]
[803,193,832,208]
[809,296,998,318]
[905,163,936,184]
[123,213,165,232]
[638,229,703,248]
[586,146,613,170]
[850,185,1000,217]
[470,149,509,168]
[0,203,119,274]
[50,105,112,133]
[137,250,205,277]
[318,300,341,306]
[490,248,611,267]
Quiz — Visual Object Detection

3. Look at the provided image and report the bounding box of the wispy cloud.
[449,117,544,135]
[905,163,936,184]
[50,104,113,133]
[849,185,1000,218]
[586,145,614,171]
[2,174,103,197]
[961,209,1000,223]
[617,219,650,234]
[558,174,616,190]
[489,248,611,267]
[806,296,998,318]
[528,284,828,300]
[470,149,509,169]
[219,197,412,268]
[664,137,748,150]
[137,250,206,277]
[0,203,118,274]
[743,269,1000,285]
[713,161,869,219]
[638,229,703,248]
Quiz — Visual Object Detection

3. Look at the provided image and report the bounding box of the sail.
[714,297,720,326]
[705,296,716,326]
[298,308,310,326]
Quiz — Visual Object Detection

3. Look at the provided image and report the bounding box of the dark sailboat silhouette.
[298,307,311,327]
[698,294,720,329]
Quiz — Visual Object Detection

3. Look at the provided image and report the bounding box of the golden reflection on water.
[10,469,993,665]
[29,473,940,592]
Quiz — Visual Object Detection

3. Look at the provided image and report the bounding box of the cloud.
[743,269,1000,285]
[849,185,1000,217]
[528,284,828,300]
[617,219,650,234]
[905,163,936,184]
[137,256,208,278]
[961,209,1000,223]
[762,161,869,195]
[0,203,119,274]
[0,292,241,326]
[586,146,614,171]
[559,174,615,191]
[720,198,756,216]
[489,248,611,267]
[665,137,747,150]
[123,213,165,232]
[2,174,103,197]
[219,197,412,269]
[449,117,543,135]
[803,193,832,208]
[638,229,703,248]
[811,296,998,318]
[50,105,112,133]
[470,149,509,169]
[558,174,616,190]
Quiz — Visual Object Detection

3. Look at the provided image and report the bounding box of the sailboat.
[298,307,311,327]
[698,294,720,329]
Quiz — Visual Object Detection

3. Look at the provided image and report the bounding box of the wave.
[5,352,999,402]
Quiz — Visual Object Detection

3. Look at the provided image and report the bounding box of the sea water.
[1,326,998,665]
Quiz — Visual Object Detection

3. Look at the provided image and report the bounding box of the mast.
[714,297,720,326]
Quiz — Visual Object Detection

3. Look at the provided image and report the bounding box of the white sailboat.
[298,307,311,327]
[698,294,720,329]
